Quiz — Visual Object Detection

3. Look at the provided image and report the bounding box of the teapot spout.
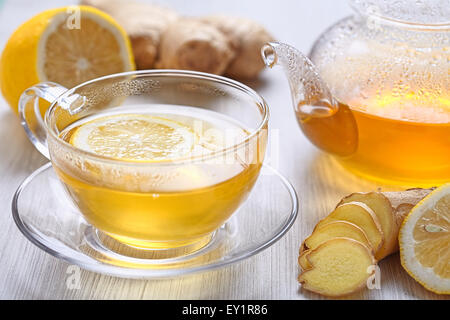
[261,42,338,118]
[262,42,359,157]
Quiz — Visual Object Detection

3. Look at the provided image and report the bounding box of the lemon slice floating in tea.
[70,114,198,161]
[399,183,450,295]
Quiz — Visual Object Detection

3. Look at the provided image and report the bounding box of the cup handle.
[18,82,69,159]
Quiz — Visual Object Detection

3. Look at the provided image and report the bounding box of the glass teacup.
[19,70,268,251]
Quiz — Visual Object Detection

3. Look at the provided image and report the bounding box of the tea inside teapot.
[263,33,449,186]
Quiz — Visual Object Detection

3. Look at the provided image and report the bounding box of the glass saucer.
[12,163,298,279]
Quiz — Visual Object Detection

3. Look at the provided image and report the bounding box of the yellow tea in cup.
[53,104,265,249]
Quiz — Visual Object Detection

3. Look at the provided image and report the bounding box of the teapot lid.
[349,0,450,27]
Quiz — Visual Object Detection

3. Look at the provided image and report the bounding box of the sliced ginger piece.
[339,189,433,260]
[299,250,312,270]
[297,188,434,297]
[298,238,376,297]
[299,221,371,270]
[339,193,394,260]
[305,221,370,251]
[316,202,384,254]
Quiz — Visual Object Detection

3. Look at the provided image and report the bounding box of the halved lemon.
[70,114,198,161]
[0,6,134,113]
[399,183,450,295]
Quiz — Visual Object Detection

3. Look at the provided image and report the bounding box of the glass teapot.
[262,0,449,187]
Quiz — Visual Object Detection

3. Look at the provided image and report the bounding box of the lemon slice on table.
[70,114,198,162]
[0,6,134,114]
[399,183,450,295]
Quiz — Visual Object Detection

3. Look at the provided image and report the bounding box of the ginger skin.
[299,188,433,297]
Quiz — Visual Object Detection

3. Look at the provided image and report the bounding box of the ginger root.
[156,18,234,75]
[81,0,178,69]
[200,15,274,79]
[81,0,273,78]
[299,188,433,297]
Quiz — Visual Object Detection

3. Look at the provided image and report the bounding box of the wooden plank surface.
[0,0,447,300]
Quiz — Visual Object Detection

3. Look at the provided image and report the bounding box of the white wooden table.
[0,0,447,300]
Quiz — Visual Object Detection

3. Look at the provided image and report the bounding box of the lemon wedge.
[0,6,134,114]
[399,183,450,295]
[70,114,197,161]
